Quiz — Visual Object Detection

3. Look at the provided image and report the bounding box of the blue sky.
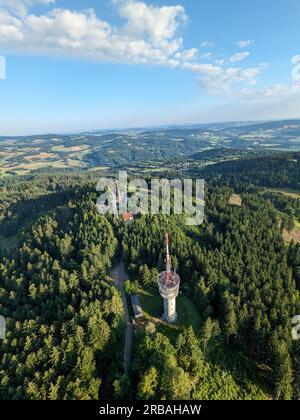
[0,0,300,135]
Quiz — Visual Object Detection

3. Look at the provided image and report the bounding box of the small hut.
[130,295,143,319]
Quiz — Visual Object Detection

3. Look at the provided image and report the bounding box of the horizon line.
[1,117,300,138]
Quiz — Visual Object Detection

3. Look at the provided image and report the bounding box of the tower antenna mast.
[158,232,180,323]
[165,232,171,274]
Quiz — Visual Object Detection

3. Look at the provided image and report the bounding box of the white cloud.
[118,0,187,44]
[201,41,214,48]
[0,0,54,16]
[175,47,198,61]
[181,61,268,95]
[292,55,300,65]
[236,39,255,48]
[261,83,300,98]
[237,83,300,101]
[292,55,300,82]
[0,0,273,98]
[200,52,213,60]
[229,51,250,63]
[229,58,300,100]
[243,57,300,100]
[0,0,190,66]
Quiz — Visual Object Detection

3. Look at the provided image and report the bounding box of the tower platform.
[157,233,180,323]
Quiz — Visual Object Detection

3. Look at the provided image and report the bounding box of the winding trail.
[110,259,133,375]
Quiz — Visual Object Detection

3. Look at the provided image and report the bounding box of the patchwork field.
[0,141,90,176]
[1,119,300,178]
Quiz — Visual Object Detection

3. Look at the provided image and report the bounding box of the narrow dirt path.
[110,259,133,375]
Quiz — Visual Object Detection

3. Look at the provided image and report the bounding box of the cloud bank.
[0,0,298,99]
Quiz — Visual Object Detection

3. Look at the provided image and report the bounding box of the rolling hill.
[1,119,300,177]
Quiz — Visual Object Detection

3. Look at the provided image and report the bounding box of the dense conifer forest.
[0,151,300,400]
[0,189,123,399]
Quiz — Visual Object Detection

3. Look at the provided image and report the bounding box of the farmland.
[1,119,300,178]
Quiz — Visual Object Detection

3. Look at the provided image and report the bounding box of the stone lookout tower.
[158,233,180,323]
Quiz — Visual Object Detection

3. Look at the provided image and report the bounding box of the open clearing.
[136,287,202,342]
[14,160,67,170]
[51,145,87,152]
[283,219,300,243]
[283,228,300,243]
[90,166,110,172]
[229,194,242,207]
[264,188,300,200]
[24,152,58,160]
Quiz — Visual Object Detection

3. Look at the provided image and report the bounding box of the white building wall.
[163,297,177,322]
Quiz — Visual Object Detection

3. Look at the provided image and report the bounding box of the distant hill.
[190,147,266,161]
[1,119,300,177]
[201,151,300,190]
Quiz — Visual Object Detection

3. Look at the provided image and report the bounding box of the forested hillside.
[0,191,123,399]
[0,149,300,400]
[121,187,300,400]
[201,152,300,190]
